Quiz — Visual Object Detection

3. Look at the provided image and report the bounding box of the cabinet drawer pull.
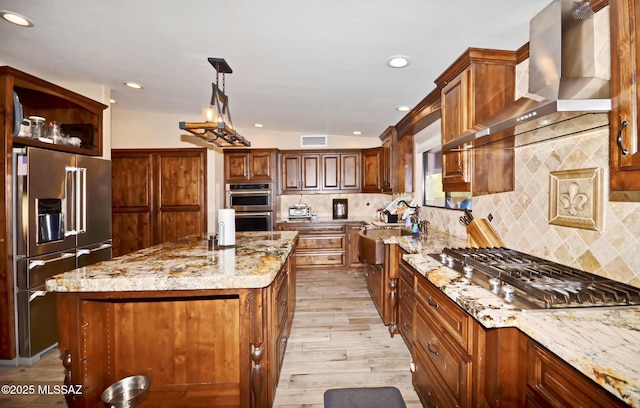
[427,341,439,356]
[617,120,629,156]
[427,297,439,308]
[426,392,438,408]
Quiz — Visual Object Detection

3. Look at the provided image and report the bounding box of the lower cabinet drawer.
[415,302,471,407]
[414,345,457,408]
[296,252,346,268]
[297,235,345,250]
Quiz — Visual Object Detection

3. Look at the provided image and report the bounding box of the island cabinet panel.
[111,148,206,257]
[56,269,295,407]
[610,0,640,200]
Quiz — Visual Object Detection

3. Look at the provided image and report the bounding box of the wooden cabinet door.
[362,148,382,192]
[443,149,471,192]
[281,153,302,192]
[301,154,320,190]
[380,127,395,192]
[111,152,154,257]
[610,0,640,200]
[322,154,340,190]
[224,152,250,182]
[441,70,472,145]
[280,153,320,193]
[340,152,360,191]
[441,70,472,192]
[248,149,275,182]
[112,148,206,257]
[347,224,365,268]
[156,151,206,244]
[321,153,360,191]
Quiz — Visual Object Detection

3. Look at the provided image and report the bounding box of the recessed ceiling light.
[1,11,34,27]
[109,98,117,104]
[353,131,362,135]
[124,81,143,89]
[254,123,263,128]
[396,105,411,112]
[386,55,411,69]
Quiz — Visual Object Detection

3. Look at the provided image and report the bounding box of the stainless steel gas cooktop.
[432,247,640,310]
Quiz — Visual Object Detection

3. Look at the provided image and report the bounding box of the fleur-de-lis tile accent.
[559,182,589,216]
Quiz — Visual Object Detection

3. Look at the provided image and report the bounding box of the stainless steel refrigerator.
[11,147,112,365]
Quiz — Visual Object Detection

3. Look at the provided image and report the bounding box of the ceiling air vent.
[300,135,327,147]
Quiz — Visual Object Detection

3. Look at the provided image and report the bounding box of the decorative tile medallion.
[549,167,603,231]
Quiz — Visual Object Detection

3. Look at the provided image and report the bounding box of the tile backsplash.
[277,193,391,220]
[423,125,640,288]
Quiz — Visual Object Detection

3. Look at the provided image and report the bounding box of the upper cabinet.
[377,126,413,193]
[280,152,321,193]
[321,152,360,192]
[279,150,360,194]
[610,0,640,201]
[434,49,517,194]
[2,66,107,156]
[224,148,277,183]
[362,147,383,193]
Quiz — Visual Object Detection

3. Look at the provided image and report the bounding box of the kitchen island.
[46,231,298,408]
[385,234,639,407]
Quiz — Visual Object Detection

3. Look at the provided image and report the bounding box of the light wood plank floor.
[273,272,421,407]
[0,271,421,407]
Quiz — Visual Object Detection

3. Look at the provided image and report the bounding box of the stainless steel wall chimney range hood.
[443,0,610,151]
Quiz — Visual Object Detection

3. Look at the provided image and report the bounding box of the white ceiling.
[0,0,552,140]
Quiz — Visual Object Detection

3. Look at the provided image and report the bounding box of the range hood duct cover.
[444,0,610,151]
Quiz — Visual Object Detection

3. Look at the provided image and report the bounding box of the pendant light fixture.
[179,58,251,147]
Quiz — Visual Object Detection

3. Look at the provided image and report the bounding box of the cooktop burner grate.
[442,247,640,308]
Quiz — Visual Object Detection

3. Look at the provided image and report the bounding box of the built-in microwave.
[225,183,274,212]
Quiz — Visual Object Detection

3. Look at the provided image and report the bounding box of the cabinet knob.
[427,297,439,308]
[617,120,629,156]
[427,341,440,356]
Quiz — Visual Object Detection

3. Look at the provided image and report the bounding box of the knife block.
[466,219,504,248]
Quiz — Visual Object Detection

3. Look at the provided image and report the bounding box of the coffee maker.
[332,198,348,220]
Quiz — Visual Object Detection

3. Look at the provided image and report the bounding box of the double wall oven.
[226,183,275,231]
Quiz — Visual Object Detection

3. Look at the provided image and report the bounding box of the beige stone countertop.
[46,231,298,293]
[394,233,640,407]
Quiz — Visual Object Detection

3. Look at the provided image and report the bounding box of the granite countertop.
[388,233,640,407]
[46,231,298,293]
[276,216,378,224]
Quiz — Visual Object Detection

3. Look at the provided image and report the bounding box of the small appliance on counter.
[218,209,236,247]
[332,198,348,220]
[289,204,311,220]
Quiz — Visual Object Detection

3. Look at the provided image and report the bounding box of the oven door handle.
[235,212,272,217]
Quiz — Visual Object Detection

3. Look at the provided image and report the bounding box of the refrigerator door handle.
[64,166,78,236]
[76,249,91,257]
[77,167,87,234]
[28,290,47,303]
[28,252,75,269]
